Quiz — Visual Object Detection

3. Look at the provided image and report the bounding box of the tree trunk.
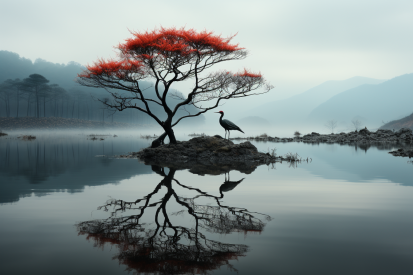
[16,92,20,118]
[162,120,176,144]
[35,88,40,118]
[167,128,176,143]
[26,97,30,117]
[6,96,10,117]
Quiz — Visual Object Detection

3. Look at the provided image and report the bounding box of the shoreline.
[230,128,413,144]
[0,117,151,130]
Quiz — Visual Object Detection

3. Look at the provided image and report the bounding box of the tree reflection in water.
[76,166,271,274]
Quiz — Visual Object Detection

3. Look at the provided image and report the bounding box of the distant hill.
[307,73,413,127]
[0,50,84,88]
[380,112,413,131]
[249,76,384,126]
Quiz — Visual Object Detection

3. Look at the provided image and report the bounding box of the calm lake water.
[1,133,413,275]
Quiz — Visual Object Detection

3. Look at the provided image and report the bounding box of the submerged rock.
[389,148,413,158]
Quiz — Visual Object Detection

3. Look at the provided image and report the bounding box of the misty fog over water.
[1,133,413,275]
[2,50,413,136]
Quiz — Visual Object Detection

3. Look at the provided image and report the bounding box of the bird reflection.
[76,167,271,275]
[219,172,244,198]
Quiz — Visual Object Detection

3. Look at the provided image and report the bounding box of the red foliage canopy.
[78,27,250,81]
[119,27,243,58]
[79,59,144,79]
[235,69,262,78]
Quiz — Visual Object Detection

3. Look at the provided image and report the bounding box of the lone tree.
[351,119,362,131]
[77,27,273,144]
[325,120,338,133]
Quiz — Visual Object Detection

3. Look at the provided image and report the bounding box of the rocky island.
[120,136,299,174]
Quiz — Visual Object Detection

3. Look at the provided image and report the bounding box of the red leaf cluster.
[119,27,243,57]
[79,59,144,79]
[235,69,262,78]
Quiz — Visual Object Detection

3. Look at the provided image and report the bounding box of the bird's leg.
[228,131,230,140]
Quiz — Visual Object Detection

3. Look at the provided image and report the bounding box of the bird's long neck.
[219,112,224,122]
[219,187,224,198]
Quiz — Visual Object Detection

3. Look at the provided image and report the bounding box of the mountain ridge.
[307,73,413,127]
[248,76,385,125]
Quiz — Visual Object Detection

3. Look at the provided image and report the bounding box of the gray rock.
[376,129,393,135]
[359,128,371,135]
[395,128,413,137]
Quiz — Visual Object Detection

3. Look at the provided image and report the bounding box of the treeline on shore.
[0,117,136,130]
[0,74,144,124]
[0,51,204,126]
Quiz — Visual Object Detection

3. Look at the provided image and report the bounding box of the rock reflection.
[76,167,271,274]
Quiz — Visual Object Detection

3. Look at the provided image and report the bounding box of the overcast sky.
[1,0,413,105]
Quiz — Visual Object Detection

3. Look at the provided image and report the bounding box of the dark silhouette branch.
[76,167,271,274]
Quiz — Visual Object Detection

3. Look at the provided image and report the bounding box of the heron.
[215,111,244,139]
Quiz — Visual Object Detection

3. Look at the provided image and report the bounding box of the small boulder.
[359,127,371,135]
